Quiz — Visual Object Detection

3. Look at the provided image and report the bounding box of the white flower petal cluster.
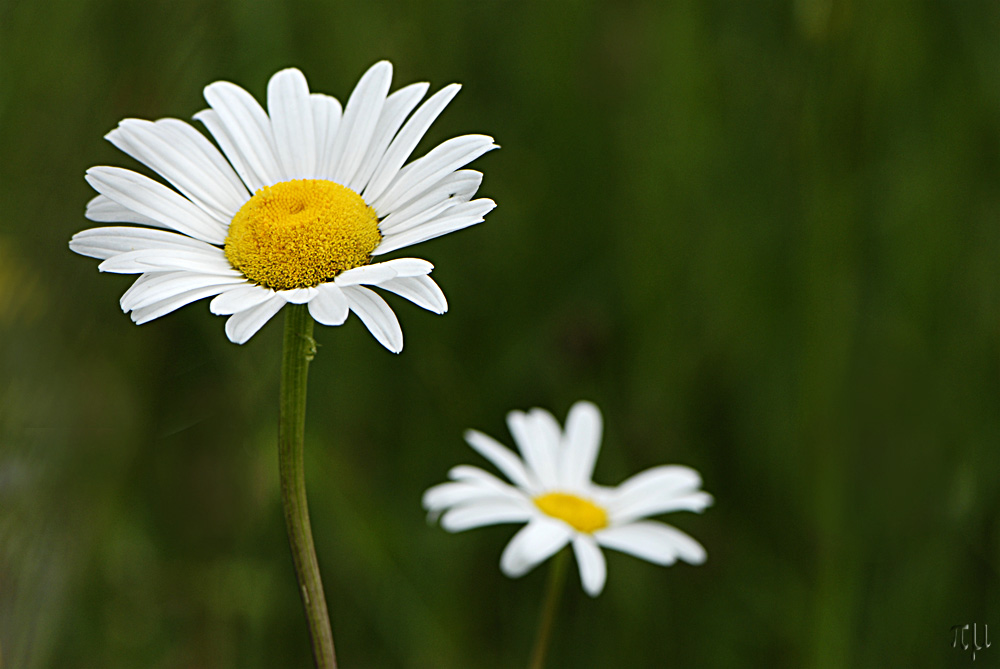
[70,62,496,351]
[424,401,713,596]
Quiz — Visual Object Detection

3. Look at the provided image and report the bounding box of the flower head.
[423,401,712,596]
[70,62,497,352]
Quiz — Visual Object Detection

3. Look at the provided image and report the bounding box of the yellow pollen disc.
[224,179,382,290]
[534,492,608,534]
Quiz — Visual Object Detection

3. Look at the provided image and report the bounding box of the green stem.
[278,304,336,668]
[528,547,570,669]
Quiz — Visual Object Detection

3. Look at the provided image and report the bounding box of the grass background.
[2,0,999,666]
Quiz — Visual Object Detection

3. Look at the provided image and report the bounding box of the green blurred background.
[2,0,999,666]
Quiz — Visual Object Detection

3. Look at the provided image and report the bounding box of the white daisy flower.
[423,401,712,596]
[69,61,497,352]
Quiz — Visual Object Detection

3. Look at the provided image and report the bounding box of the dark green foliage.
[1,1,998,666]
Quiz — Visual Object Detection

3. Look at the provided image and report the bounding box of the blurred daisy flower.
[70,61,496,351]
[423,401,712,596]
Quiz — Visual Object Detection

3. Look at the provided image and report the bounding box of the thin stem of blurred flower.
[528,547,570,669]
[279,303,336,669]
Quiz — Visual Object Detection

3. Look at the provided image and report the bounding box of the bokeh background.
[2,0,999,666]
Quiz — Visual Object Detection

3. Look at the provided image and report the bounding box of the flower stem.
[528,547,570,669]
[278,304,336,668]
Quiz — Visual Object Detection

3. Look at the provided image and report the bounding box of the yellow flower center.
[533,492,608,534]
[224,179,382,290]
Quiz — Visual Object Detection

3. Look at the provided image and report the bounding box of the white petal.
[424,474,527,512]
[371,134,496,215]
[224,294,286,344]
[195,109,264,193]
[326,61,392,186]
[378,275,447,314]
[446,465,530,502]
[560,401,603,488]
[70,226,216,261]
[334,262,398,287]
[154,118,250,198]
[86,167,228,244]
[106,118,248,222]
[440,500,535,532]
[528,408,563,482]
[373,198,495,255]
[311,93,342,179]
[500,518,572,578]
[348,81,429,193]
[202,80,283,187]
[335,257,432,287]
[507,409,559,489]
[572,535,607,596]
[423,482,500,511]
[595,521,707,566]
[614,465,705,499]
[378,198,461,239]
[607,466,709,524]
[210,284,275,315]
[372,258,434,277]
[363,83,461,204]
[98,248,239,276]
[341,285,403,353]
[377,170,483,234]
[86,195,167,228]
[129,282,235,324]
[121,271,245,311]
[279,287,318,304]
[464,429,536,492]
[307,283,349,326]
[268,68,317,179]
[610,491,715,526]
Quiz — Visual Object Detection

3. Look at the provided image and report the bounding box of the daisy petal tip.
[444,465,464,480]
[420,489,437,512]
[202,79,239,100]
[377,330,404,355]
[223,298,285,344]
[462,428,485,444]
[439,520,467,534]
[499,550,527,579]
[228,332,251,346]
[343,286,403,352]
[273,66,306,80]
[223,322,248,345]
